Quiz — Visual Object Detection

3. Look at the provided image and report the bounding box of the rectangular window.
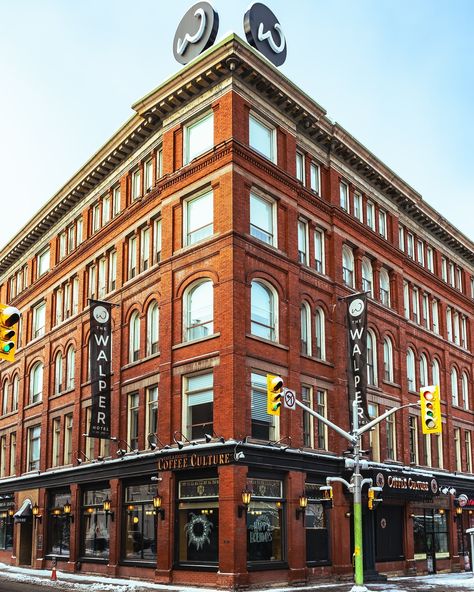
[398,226,405,251]
[184,373,213,441]
[33,301,46,338]
[453,311,460,345]
[108,251,117,292]
[378,210,387,238]
[316,389,328,450]
[72,277,79,314]
[441,257,447,281]
[251,372,276,441]
[132,169,141,201]
[128,393,139,451]
[423,434,432,467]
[64,414,73,465]
[9,433,16,476]
[302,386,313,448]
[461,316,467,349]
[140,227,150,271]
[456,268,463,291]
[446,307,452,341]
[354,193,363,222]
[432,300,439,334]
[434,433,443,469]
[185,111,214,164]
[144,159,153,192]
[156,147,163,179]
[85,408,94,460]
[407,233,414,258]
[368,403,380,462]
[416,240,424,265]
[409,416,418,465]
[102,196,111,225]
[366,201,375,230]
[250,192,276,246]
[465,431,472,473]
[98,258,107,298]
[55,289,63,325]
[59,233,67,260]
[249,113,275,162]
[449,262,455,287]
[403,282,410,319]
[412,287,419,324]
[76,218,83,245]
[92,203,101,233]
[128,236,137,279]
[88,264,97,299]
[52,418,61,468]
[471,276,474,299]
[37,248,50,277]
[296,151,305,182]
[297,219,308,265]
[425,247,433,272]
[67,225,75,253]
[185,190,213,245]
[339,182,349,212]
[28,425,41,471]
[153,218,162,264]
[113,186,121,217]
[386,412,396,460]
[454,428,462,472]
[314,229,325,274]
[310,162,320,194]
[0,436,6,478]
[146,386,158,444]
[422,293,430,329]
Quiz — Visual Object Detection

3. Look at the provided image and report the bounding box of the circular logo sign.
[243,3,287,67]
[376,473,385,488]
[430,479,438,494]
[380,518,387,529]
[93,305,110,324]
[458,494,469,507]
[173,2,219,65]
[349,298,365,318]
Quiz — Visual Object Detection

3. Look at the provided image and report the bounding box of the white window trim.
[183,189,214,247]
[249,112,277,163]
[184,110,214,165]
[249,191,278,248]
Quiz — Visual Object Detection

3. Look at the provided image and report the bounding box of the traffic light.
[368,486,382,511]
[266,374,283,416]
[0,304,21,362]
[420,385,441,435]
[320,485,333,509]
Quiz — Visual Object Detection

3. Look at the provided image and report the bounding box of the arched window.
[379,268,390,306]
[66,346,75,390]
[451,367,459,406]
[30,362,44,404]
[184,280,213,341]
[419,354,428,387]
[315,308,326,360]
[300,302,311,356]
[361,257,373,297]
[12,374,19,411]
[54,353,63,395]
[462,372,469,410]
[383,337,393,382]
[367,330,377,386]
[406,348,416,391]
[251,280,277,341]
[342,246,354,288]
[147,301,160,355]
[129,311,140,362]
[2,381,8,416]
[432,358,440,387]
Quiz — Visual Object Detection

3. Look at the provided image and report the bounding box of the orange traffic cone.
[51,564,57,581]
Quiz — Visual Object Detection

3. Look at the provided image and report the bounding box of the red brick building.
[0,34,473,588]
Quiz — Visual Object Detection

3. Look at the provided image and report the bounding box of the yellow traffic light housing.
[0,304,21,362]
[266,374,283,416]
[368,486,382,511]
[420,385,441,435]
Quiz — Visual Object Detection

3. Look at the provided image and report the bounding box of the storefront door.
[18,521,33,565]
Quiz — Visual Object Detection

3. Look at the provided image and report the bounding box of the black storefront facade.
[0,443,472,587]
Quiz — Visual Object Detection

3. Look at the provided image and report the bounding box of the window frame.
[184,111,214,165]
[249,112,276,163]
[183,189,214,247]
[250,191,277,247]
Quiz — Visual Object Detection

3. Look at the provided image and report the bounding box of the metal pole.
[351,399,366,591]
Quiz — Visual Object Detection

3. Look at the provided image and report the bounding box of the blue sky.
[0,0,472,250]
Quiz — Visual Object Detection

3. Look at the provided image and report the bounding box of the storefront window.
[177,478,219,565]
[247,478,284,564]
[413,508,449,560]
[304,483,330,564]
[81,487,111,560]
[123,483,157,562]
[47,490,70,556]
[0,493,14,550]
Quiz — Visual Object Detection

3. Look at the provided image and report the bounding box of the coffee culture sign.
[157,451,232,471]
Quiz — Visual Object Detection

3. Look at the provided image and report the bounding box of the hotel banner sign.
[347,293,369,427]
[89,300,112,439]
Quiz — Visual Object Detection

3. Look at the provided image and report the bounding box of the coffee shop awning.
[13,499,32,523]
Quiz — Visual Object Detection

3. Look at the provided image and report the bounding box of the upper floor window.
[417,240,424,265]
[432,358,440,388]
[366,201,375,230]
[426,247,434,272]
[184,280,213,342]
[456,268,463,292]
[296,151,304,182]
[144,159,153,192]
[310,162,320,194]
[249,113,276,162]
[183,372,213,440]
[184,190,213,246]
[37,247,50,277]
[129,311,140,363]
[250,192,276,246]
[361,257,373,297]
[403,282,410,319]
[407,233,414,258]
[2,381,8,416]
[367,330,377,386]
[27,425,41,471]
[315,308,326,360]
[378,210,387,238]
[66,346,75,390]
[92,203,101,233]
[156,146,163,179]
[354,192,363,222]
[300,303,311,356]
[462,372,469,410]
[153,218,162,264]
[342,245,354,288]
[32,301,46,338]
[398,226,405,251]
[54,353,63,395]
[128,236,137,279]
[30,362,43,404]
[441,257,448,281]
[471,277,474,299]
[446,307,453,341]
[146,301,159,355]
[419,354,428,387]
[140,227,150,272]
[251,372,277,441]
[383,337,393,382]
[379,268,390,306]
[412,287,419,324]
[314,229,325,274]
[102,195,111,225]
[421,293,430,329]
[112,186,121,217]
[12,375,19,411]
[251,280,277,342]
[432,300,439,334]
[184,111,214,164]
[451,367,459,406]
[406,348,416,391]
[449,262,455,287]
[297,219,308,264]
[132,169,141,201]
[339,182,349,212]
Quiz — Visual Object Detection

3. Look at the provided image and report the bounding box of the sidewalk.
[0,563,474,592]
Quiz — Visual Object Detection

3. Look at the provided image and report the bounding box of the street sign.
[283,388,296,410]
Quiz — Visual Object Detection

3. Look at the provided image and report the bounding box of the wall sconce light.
[103,497,114,522]
[110,437,139,457]
[296,494,308,520]
[147,433,171,451]
[153,494,165,520]
[8,506,14,518]
[438,508,445,515]
[204,431,225,444]
[32,503,42,524]
[238,490,252,518]
[52,508,62,516]
[173,431,195,449]
[63,500,74,522]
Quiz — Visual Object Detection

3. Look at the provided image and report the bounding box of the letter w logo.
[350,327,364,340]
[94,334,110,346]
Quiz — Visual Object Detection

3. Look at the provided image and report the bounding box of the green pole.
[353,473,364,585]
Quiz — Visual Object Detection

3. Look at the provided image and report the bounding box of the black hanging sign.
[243,3,287,67]
[89,300,112,439]
[173,2,219,65]
[347,293,369,428]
